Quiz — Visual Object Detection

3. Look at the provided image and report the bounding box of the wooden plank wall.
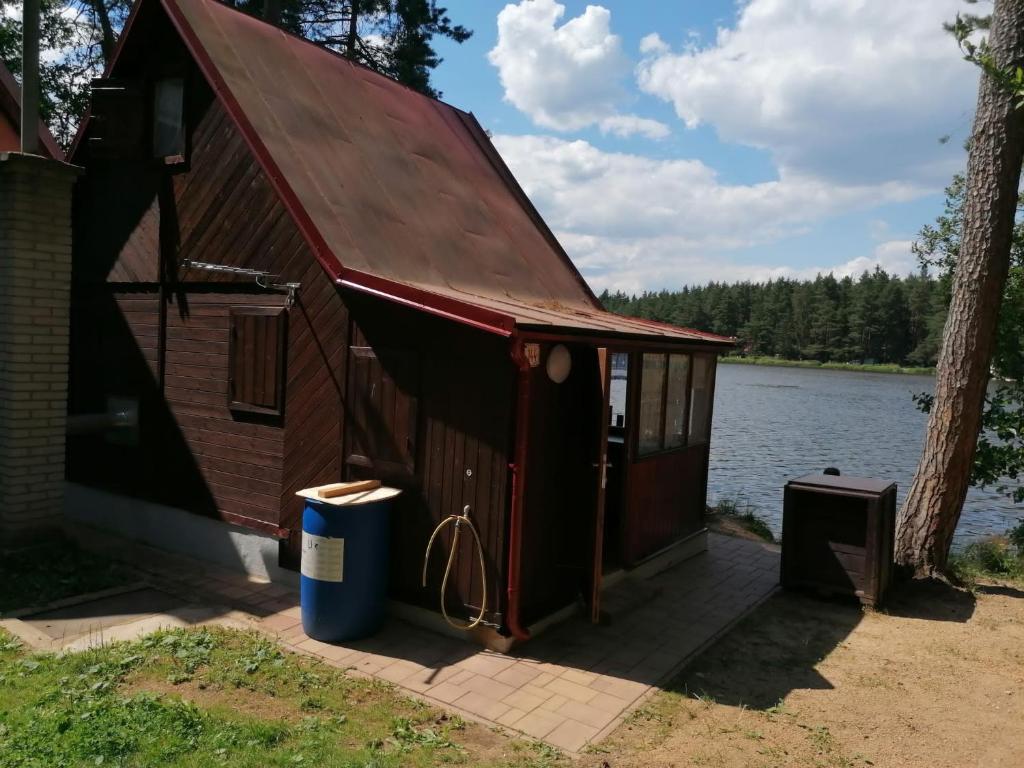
[623,443,707,564]
[344,295,513,626]
[71,51,343,536]
[68,289,168,497]
[519,343,601,626]
[163,291,288,528]
[70,19,511,602]
[279,265,349,565]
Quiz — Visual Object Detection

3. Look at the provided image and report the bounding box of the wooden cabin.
[0,61,62,157]
[66,0,733,643]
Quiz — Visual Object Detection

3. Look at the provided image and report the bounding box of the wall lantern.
[546,344,572,384]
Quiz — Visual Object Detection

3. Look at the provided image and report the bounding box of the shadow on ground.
[663,591,862,710]
[882,578,977,622]
[973,582,1024,599]
[664,578,979,711]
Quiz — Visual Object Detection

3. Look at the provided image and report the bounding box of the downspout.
[505,338,533,642]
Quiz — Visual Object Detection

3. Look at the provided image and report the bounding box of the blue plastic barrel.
[297,485,401,642]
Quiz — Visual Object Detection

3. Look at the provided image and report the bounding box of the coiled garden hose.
[422,505,488,630]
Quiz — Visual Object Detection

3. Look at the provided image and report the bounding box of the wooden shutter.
[228,307,288,416]
[344,347,419,479]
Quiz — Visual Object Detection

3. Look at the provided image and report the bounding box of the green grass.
[720,355,934,376]
[0,536,136,615]
[0,626,561,768]
[950,524,1024,587]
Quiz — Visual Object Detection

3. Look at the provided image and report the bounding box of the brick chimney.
[0,152,80,545]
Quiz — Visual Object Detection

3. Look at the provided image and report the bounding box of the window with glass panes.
[636,351,716,456]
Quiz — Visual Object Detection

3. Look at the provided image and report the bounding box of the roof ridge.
[189,0,470,114]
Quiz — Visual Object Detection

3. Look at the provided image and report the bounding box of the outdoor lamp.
[546,344,572,383]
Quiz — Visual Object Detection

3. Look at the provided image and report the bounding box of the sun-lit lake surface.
[704,363,1022,545]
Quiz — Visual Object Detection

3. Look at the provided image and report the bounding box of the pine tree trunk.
[345,1,359,59]
[896,0,1024,576]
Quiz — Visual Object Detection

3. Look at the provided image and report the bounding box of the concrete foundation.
[65,482,298,586]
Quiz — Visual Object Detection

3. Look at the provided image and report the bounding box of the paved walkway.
[130,532,780,753]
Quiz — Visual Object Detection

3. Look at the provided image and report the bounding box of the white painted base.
[63,482,298,587]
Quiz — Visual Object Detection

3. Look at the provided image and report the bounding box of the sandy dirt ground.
[586,579,1024,768]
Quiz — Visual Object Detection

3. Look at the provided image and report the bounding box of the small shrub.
[951,535,1024,583]
[708,499,776,543]
[1008,521,1024,553]
[736,511,775,543]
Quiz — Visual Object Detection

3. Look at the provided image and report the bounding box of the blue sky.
[427,0,979,293]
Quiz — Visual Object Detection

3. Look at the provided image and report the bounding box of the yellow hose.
[422,505,488,630]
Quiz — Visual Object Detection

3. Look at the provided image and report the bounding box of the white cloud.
[557,234,918,295]
[494,134,920,241]
[637,0,976,186]
[598,114,670,139]
[842,239,917,278]
[488,0,667,139]
[493,134,923,292]
[638,32,669,56]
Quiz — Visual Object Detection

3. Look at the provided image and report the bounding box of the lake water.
[706,363,1023,545]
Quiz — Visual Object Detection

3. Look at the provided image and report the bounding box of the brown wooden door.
[344,346,419,481]
[590,347,613,623]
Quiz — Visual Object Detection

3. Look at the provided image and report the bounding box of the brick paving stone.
[453,690,510,722]
[424,680,469,704]
[447,668,478,686]
[377,660,427,684]
[513,708,564,740]
[493,662,544,688]
[295,637,336,657]
[279,624,307,642]
[400,664,461,692]
[589,675,649,702]
[559,668,598,686]
[556,699,616,729]
[530,671,557,688]
[351,654,393,675]
[545,718,600,752]
[586,690,633,715]
[456,652,516,678]
[460,673,516,701]
[538,693,568,712]
[323,649,364,667]
[544,677,598,704]
[261,613,301,632]
[504,687,547,714]
[497,707,528,727]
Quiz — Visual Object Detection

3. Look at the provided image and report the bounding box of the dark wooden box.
[781,474,896,606]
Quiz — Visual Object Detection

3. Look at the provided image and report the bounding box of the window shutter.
[228,307,288,416]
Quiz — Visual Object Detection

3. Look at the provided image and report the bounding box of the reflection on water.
[707,363,1023,545]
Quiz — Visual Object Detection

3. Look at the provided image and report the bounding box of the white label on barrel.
[301,532,344,582]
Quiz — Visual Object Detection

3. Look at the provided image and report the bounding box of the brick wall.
[0,152,80,545]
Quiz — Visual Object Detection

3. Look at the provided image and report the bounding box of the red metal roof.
[0,61,63,159]
[128,0,733,347]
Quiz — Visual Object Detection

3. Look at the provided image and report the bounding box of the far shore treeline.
[601,268,948,369]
